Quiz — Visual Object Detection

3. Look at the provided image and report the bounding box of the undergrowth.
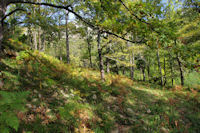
[0,47,199,132]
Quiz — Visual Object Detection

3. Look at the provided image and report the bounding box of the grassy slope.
[0,49,200,133]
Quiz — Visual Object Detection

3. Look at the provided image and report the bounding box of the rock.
[119,114,125,119]
[92,94,97,100]
[46,108,51,113]
[113,105,119,112]
[147,109,151,114]
[111,129,119,133]
[127,108,135,115]
[38,93,42,98]
[26,104,32,108]
[160,127,169,133]
[52,92,58,97]
[32,98,38,102]
[33,89,38,93]
[60,90,69,98]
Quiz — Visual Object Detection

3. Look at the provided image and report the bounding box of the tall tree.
[97,30,105,81]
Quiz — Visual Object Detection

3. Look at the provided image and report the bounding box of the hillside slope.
[0,50,200,133]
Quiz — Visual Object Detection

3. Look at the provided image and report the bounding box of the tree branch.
[1,8,26,24]
[8,0,144,44]
[118,0,160,34]
[8,0,72,10]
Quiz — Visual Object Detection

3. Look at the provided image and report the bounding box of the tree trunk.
[170,57,174,86]
[142,68,146,81]
[115,63,119,74]
[33,29,37,50]
[106,46,110,73]
[97,30,105,81]
[147,58,150,82]
[65,10,70,64]
[176,54,184,86]
[130,52,134,80]
[41,34,45,51]
[122,65,125,75]
[0,0,7,51]
[106,58,110,73]
[27,25,33,48]
[38,27,42,51]
[87,38,92,68]
[174,40,184,86]
[37,0,41,51]
[157,46,163,86]
[164,57,167,86]
[58,16,62,60]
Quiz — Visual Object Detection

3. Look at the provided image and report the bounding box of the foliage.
[1,48,199,132]
[0,91,29,132]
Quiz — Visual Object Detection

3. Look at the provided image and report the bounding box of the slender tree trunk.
[164,57,167,86]
[147,58,150,82]
[58,16,62,60]
[65,10,70,63]
[41,34,45,51]
[38,27,41,51]
[174,40,184,86]
[130,52,134,80]
[142,68,146,81]
[176,54,184,86]
[156,45,163,86]
[33,29,37,50]
[106,58,110,73]
[27,25,32,48]
[106,46,110,73]
[87,38,92,68]
[170,57,174,86]
[37,0,41,51]
[115,63,119,74]
[0,1,7,51]
[122,65,125,75]
[97,30,105,81]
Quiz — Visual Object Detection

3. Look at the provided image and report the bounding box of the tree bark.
[170,57,174,86]
[122,65,125,75]
[97,30,105,81]
[147,58,150,82]
[156,45,163,86]
[38,27,42,51]
[58,16,62,60]
[33,29,37,50]
[37,0,42,51]
[65,10,70,64]
[176,54,184,86]
[142,68,146,81]
[106,60,110,73]
[130,51,134,80]
[0,0,7,51]
[87,38,92,68]
[106,46,110,73]
[164,57,167,86]
[41,34,45,51]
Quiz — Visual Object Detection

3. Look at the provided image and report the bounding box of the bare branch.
[8,1,72,10]
[1,8,26,24]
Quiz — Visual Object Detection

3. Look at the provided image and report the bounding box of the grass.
[0,49,200,132]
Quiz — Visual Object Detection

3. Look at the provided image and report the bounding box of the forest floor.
[0,46,200,133]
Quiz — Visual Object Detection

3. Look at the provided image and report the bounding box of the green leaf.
[6,115,19,131]
[0,126,10,133]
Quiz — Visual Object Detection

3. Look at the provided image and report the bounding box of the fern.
[0,91,29,132]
